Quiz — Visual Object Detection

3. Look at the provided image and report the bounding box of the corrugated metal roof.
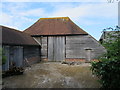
[1,25,39,46]
[24,17,88,36]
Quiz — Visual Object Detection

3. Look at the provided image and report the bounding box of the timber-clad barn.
[2,26,41,71]
[24,17,106,62]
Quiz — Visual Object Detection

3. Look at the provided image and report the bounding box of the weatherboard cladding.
[24,17,88,36]
[1,26,39,46]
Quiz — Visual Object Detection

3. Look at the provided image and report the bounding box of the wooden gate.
[48,36,65,61]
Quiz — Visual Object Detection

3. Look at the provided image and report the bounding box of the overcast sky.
[0,0,118,40]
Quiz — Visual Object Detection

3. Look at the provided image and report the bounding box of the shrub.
[91,26,120,88]
[91,59,120,88]
[0,48,6,65]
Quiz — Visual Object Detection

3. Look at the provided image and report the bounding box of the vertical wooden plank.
[48,36,65,61]
[2,46,9,71]
[13,46,23,67]
[54,36,65,61]
[62,36,65,60]
[48,37,54,61]
[17,46,23,67]
[9,46,14,67]
[53,37,57,61]
[13,46,17,66]
[41,37,47,58]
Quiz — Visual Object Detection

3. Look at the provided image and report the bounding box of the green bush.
[2,55,6,65]
[0,48,6,65]
[91,26,120,88]
[91,59,120,88]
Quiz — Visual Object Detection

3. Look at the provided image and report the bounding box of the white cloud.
[2,0,108,2]
[54,3,117,17]
[20,8,45,17]
[87,3,118,18]
[50,2,118,25]
[0,3,36,30]
[1,13,20,29]
[0,13,13,25]
[51,5,87,19]
[0,12,34,30]
[1,2,118,31]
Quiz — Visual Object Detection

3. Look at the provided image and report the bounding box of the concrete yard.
[3,62,100,88]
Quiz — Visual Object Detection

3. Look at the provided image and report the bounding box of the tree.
[91,26,120,88]
[107,0,119,3]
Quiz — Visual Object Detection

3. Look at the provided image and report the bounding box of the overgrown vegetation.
[91,26,120,88]
[0,48,6,65]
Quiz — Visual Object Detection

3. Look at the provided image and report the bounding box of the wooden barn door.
[48,36,65,61]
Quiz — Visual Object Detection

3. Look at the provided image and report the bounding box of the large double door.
[48,36,65,61]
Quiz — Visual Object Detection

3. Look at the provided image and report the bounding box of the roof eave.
[2,43,40,46]
[31,34,88,37]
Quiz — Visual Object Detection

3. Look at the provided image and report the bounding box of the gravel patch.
[2,62,100,88]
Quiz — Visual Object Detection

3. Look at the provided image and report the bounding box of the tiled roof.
[1,25,39,46]
[24,17,88,36]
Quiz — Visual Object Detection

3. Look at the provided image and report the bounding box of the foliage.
[0,48,6,65]
[91,26,120,88]
[107,0,119,3]
[2,55,6,65]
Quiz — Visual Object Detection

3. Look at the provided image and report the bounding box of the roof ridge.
[1,25,38,38]
[40,17,70,20]
[1,25,24,34]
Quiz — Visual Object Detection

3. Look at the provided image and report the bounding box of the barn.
[2,26,41,71]
[24,17,106,62]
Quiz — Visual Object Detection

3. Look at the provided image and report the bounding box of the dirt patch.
[3,62,100,88]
